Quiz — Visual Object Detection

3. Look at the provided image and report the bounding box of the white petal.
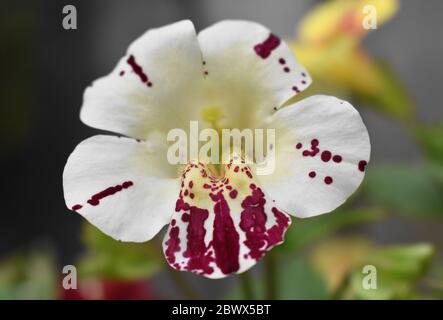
[260,95,371,218]
[63,135,178,242]
[162,159,291,279]
[80,20,205,139]
[197,20,311,129]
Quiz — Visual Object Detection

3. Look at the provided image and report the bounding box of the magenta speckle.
[333,155,342,163]
[321,150,332,162]
[358,160,367,172]
[229,190,238,199]
[122,181,133,189]
[182,205,214,275]
[324,176,333,185]
[283,67,290,73]
[278,58,286,64]
[302,139,320,157]
[254,33,281,59]
[240,187,290,261]
[308,171,316,178]
[165,225,181,265]
[296,143,302,149]
[292,86,300,93]
[87,181,134,206]
[72,204,82,211]
[127,55,152,87]
[210,192,240,274]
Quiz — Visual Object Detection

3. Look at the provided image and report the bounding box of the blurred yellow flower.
[289,0,414,121]
[298,0,399,44]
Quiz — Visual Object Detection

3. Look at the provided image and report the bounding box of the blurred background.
[1,0,443,299]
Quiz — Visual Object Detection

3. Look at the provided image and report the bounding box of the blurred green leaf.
[78,224,161,280]
[0,249,56,300]
[311,238,435,299]
[365,165,443,217]
[415,121,443,165]
[348,243,434,299]
[280,207,385,253]
[355,59,415,121]
[227,255,328,299]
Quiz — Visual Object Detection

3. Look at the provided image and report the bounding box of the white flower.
[63,20,370,279]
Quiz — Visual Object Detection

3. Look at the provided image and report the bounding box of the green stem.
[152,238,201,299]
[165,266,201,300]
[264,252,277,300]
[239,272,254,300]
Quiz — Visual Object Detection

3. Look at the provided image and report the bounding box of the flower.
[288,0,412,121]
[63,20,370,279]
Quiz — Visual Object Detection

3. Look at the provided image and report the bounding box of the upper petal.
[63,135,179,242]
[197,20,311,129]
[80,20,205,139]
[260,95,371,218]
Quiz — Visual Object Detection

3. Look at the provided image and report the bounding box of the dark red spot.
[127,55,152,87]
[87,181,134,206]
[358,160,367,172]
[229,190,238,199]
[333,155,342,163]
[119,71,125,76]
[302,139,320,157]
[165,225,181,265]
[296,142,302,149]
[324,176,333,185]
[240,188,290,261]
[309,171,316,178]
[278,58,286,64]
[72,204,82,211]
[189,193,195,199]
[203,183,211,189]
[292,86,300,93]
[210,192,240,274]
[321,150,332,162]
[301,80,307,84]
[283,67,290,73]
[122,181,133,189]
[204,71,209,75]
[182,205,214,275]
[234,166,240,173]
[189,181,194,189]
[254,33,281,59]
[266,208,290,247]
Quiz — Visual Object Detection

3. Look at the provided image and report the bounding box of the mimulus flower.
[63,20,370,279]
